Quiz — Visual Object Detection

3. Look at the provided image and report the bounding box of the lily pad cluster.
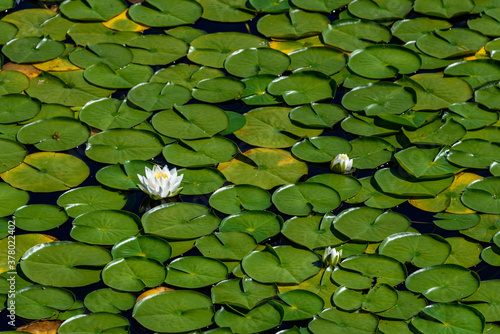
[1,0,500,333]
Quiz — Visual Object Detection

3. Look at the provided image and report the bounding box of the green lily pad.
[128,0,202,27]
[209,185,271,215]
[2,36,65,63]
[341,113,400,137]
[235,107,322,148]
[288,47,345,75]
[70,210,140,246]
[79,98,151,131]
[374,168,454,197]
[306,174,361,201]
[444,102,499,130]
[150,64,224,90]
[416,28,488,59]
[68,22,140,46]
[84,288,135,314]
[102,256,166,292]
[412,303,484,334]
[444,60,500,89]
[95,160,155,191]
[322,19,392,52]
[218,148,308,189]
[178,167,226,195]
[192,77,245,103]
[332,254,407,289]
[289,103,347,128]
[0,94,40,124]
[17,117,90,152]
[20,241,112,287]
[211,276,277,310]
[0,21,17,45]
[69,43,133,69]
[215,303,283,333]
[242,245,321,284]
[414,0,474,18]
[272,182,341,216]
[403,119,466,146]
[377,290,428,320]
[333,207,410,242]
[342,82,415,116]
[112,235,171,263]
[461,214,500,242]
[85,129,163,164]
[469,12,500,37]
[291,136,351,163]
[349,137,394,169]
[165,256,228,288]
[348,45,421,79]
[397,73,473,111]
[406,264,480,302]
[443,236,483,267]
[345,176,408,209]
[462,279,500,322]
[84,62,153,89]
[152,104,228,139]
[391,17,452,42]
[133,290,214,332]
[57,186,127,218]
[281,215,347,250]
[308,307,379,334]
[291,0,349,12]
[60,0,126,21]
[482,245,500,266]
[196,231,258,261]
[0,182,28,218]
[142,202,220,240]
[224,48,290,78]
[197,0,255,22]
[58,312,130,334]
[241,74,283,105]
[267,72,335,106]
[1,152,89,193]
[462,177,500,214]
[126,34,188,66]
[188,32,268,68]
[219,210,282,243]
[379,232,451,268]
[11,285,75,320]
[163,136,238,167]
[448,139,500,168]
[275,289,324,321]
[127,82,191,112]
[257,9,329,39]
[333,283,398,313]
[0,138,26,174]
[348,0,412,20]
[26,70,114,107]
[13,204,67,232]
[433,213,480,230]
[395,146,462,179]
[0,70,29,95]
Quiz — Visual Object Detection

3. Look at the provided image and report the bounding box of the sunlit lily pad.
[20,241,112,287]
[257,9,329,39]
[289,103,347,128]
[341,113,400,137]
[0,70,29,95]
[395,146,462,179]
[267,72,335,105]
[291,136,351,163]
[348,45,421,79]
[112,235,171,263]
[460,214,500,243]
[14,204,67,232]
[188,32,268,68]
[178,167,226,195]
[218,148,308,189]
[406,264,480,302]
[333,283,397,313]
[416,28,489,59]
[444,102,499,129]
[444,60,500,89]
[462,177,500,214]
[272,183,340,216]
[209,185,271,215]
[391,17,452,42]
[235,107,322,148]
[215,303,283,333]
[126,34,188,66]
[127,82,191,112]
[85,129,163,164]
[133,290,214,332]
[0,138,26,174]
[309,307,379,334]
[412,303,484,334]
[58,312,129,334]
[242,245,321,284]
[142,202,220,240]
[165,256,227,288]
[11,285,75,320]
[219,210,282,243]
[462,279,500,322]
[197,0,255,22]
[57,186,127,218]
[414,0,474,18]
[84,288,135,314]
[150,64,224,90]
[60,0,127,21]
[402,119,466,146]
[2,36,65,64]
[192,77,245,103]
[224,48,290,78]
[0,94,40,124]
[322,19,392,52]
[129,0,202,27]
[282,215,346,250]
[448,139,500,169]
[1,152,89,193]
[333,207,410,242]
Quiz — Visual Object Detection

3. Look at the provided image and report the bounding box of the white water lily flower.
[330,154,354,174]
[137,165,183,200]
[323,246,342,268]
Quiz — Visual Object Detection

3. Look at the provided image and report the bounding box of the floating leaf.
[57,186,126,218]
[209,185,272,215]
[128,0,203,27]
